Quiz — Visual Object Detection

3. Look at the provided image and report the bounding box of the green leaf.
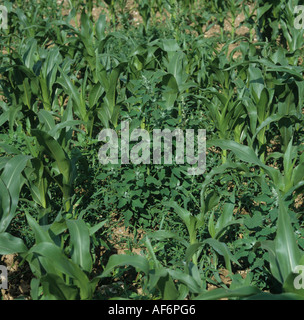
[0,155,31,232]
[261,198,303,284]
[246,292,303,300]
[161,74,179,110]
[167,268,203,294]
[185,242,202,263]
[26,212,53,244]
[209,139,279,184]
[105,62,128,127]
[95,14,106,40]
[194,286,261,300]
[260,240,282,284]
[1,154,31,197]
[57,69,86,121]
[275,198,302,282]
[203,190,220,215]
[204,238,240,271]
[88,82,104,109]
[38,110,56,132]
[41,273,79,300]
[29,242,92,299]
[215,201,241,239]
[147,230,189,247]
[0,233,28,254]
[164,201,197,243]
[157,273,179,300]
[251,114,284,144]
[66,219,93,273]
[23,38,38,70]
[0,178,11,228]
[89,220,107,236]
[160,39,181,52]
[166,51,188,90]
[32,130,70,181]
[208,212,216,238]
[248,65,264,102]
[99,254,150,278]
[30,278,40,300]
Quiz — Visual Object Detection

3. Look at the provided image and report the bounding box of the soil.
[104,212,145,256]
[0,254,31,300]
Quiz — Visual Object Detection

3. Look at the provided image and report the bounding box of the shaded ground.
[1,254,31,300]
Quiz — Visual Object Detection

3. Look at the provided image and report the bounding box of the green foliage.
[0,0,304,301]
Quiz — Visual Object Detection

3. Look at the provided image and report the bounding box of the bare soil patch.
[0,254,31,300]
